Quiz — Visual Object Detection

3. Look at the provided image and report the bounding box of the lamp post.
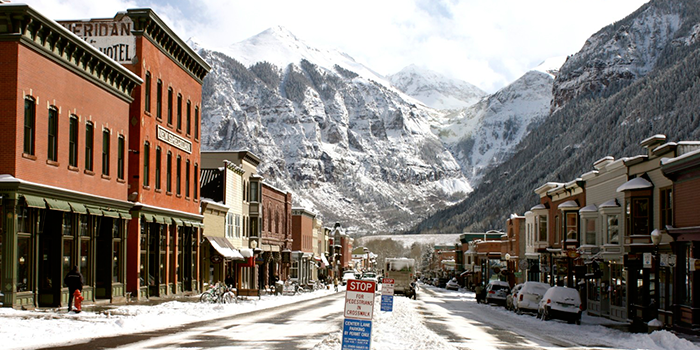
[651,229,661,321]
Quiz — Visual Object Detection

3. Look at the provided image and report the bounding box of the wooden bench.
[236,288,261,299]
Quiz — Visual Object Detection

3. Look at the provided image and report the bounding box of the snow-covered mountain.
[393,59,564,185]
[552,0,700,111]
[388,65,486,110]
[195,27,472,234]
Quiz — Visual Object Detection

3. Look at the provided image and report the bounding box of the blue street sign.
[341,318,372,350]
[380,295,393,312]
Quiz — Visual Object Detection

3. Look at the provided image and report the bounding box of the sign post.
[380,278,394,312]
[342,280,376,350]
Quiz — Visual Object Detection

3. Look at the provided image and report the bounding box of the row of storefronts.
[455,134,700,333]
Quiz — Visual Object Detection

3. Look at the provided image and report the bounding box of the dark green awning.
[86,206,104,216]
[44,198,71,212]
[154,215,168,224]
[69,202,88,214]
[21,195,46,209]
[117,210,132,219]
[141,213,156,222]
[172,217,184,226]
[102,210,120,218]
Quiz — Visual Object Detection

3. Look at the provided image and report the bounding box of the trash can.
[275,281,284,295]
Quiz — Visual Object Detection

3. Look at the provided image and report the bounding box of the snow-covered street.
[1,284,698,350]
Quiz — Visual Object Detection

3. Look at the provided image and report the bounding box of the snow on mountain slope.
[432,69,555,184]
[388,65,487,110]
[196,28,472,234]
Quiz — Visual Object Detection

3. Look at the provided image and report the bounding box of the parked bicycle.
[200,282,237,304]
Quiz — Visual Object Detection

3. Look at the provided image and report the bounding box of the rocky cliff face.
[552,0,700,112]
[196,28,471,234]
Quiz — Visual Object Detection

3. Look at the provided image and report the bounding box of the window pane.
[194,106,199,139]
[155,148,161,190]
[63,239,73,285]
[69,116,78,167]
[186,100,191,134]
[143,142,150,187]
[156,80,162,119]
[117,136,125,180]
[80,240,90,283]
[24,98,35,155]
[102,130,110,175]
[48,108,58,161]
[167,88,173,124]
[145,72,151,112]
[85,123,94,171]
[113,241,121,283]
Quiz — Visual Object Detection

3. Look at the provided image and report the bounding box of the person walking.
[64,266,84,311]
[333,277,339,292]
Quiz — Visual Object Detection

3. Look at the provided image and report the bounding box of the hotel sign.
[60,17,136,64]
[157,125,192,154]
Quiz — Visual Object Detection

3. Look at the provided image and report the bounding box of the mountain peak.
[389,65,486,110]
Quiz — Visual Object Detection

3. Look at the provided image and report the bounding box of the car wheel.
[575,317,581,325]
[516,308,522,315]
[542,308,550,321]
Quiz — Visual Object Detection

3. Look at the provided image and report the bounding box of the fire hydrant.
[73,289,84,313]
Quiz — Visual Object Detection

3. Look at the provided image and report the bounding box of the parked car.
[361,272,379,284]
[341,271,357,286]
[515,282,551,314]
[485,280,511,305]
[538,286,582,324]
[437,277,450,288]
[445,278,460,291]
[506,283,523,311]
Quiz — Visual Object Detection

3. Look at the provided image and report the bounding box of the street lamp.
[651,229,661,319]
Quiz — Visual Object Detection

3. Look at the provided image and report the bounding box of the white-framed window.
[226,213,234,239]
[607,214,620,244]
[235,214,241,238]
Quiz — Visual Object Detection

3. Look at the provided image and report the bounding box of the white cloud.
[11,0,649,92]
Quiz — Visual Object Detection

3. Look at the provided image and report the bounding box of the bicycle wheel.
[200,291,216,303]
[222,291,237,304]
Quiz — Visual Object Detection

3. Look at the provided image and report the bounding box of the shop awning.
[69,202,88,214]
[117,210,132,219]
[154,215,168,224]
[141,213,156,222]
[204,236,245,261]
[321,254,329,266]
[21,194,46,208]
[172,218,184,226]
[102,210,120,218]
[240,249,254,258]
[86,206,104,216]
[44,198,71,212]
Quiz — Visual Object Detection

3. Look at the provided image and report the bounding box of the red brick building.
[291,208,315,284]
[59,9,210,299]
[261,181,292,287]
[0,4,141,308]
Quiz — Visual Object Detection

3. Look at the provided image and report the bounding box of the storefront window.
[63,239,73,284]
[683,244,693,305]
[610,264,626,307]
[113,241,121,283]
[80,240,90,283]
[62,213,73,236]
[178,228,184,281]
[79,215,89,236]
[159,226,166,284]
[291,260,299,279]
[140,224,147,287]
[17,236,31,292]
[18,206,30,233]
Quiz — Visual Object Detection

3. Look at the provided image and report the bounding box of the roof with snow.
[616,177,653,192]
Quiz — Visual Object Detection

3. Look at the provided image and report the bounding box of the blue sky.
[15,0,649,92]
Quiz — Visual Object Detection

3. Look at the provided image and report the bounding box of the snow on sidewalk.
[1,286,699,350]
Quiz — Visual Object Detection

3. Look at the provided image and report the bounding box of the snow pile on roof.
[617,177,653,192]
